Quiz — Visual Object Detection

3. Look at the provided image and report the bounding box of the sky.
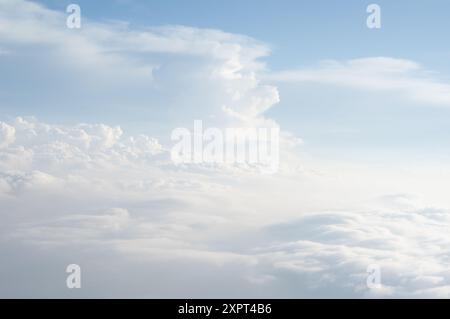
[35,0,450,72]
[1,0,450,298]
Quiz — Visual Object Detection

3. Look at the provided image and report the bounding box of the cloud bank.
[0,117,449,298]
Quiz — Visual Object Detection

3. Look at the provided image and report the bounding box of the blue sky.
[5,0,449,156]
[0,0,448,159]
[37,0,450,71]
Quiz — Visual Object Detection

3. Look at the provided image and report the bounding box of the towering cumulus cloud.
[0,0,280,131]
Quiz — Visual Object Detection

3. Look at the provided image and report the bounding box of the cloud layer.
[1,116,450,298]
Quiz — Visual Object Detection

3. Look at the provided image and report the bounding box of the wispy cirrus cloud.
[268,57,450,107]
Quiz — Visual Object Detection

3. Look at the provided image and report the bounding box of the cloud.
[0,117,164,176]
[256,208,450,298]
[0,122,15,148]
[1,0,450,299]
[0,116,449,297]
[0,0,279,127]
[268,57,450,107]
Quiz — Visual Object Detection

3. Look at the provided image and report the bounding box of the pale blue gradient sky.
[1,0,450,163]
[2,0,446,162]
[37,0,450,70]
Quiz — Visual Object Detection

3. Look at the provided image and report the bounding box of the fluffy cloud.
[0,117,164,175]
[0,0,279,128]
[0,116,449,298]
[256,209,450,298]
[268,57,450,107]
[0,122,15,148]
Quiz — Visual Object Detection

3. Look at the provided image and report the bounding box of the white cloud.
[268,57,450,107]
[0,117,164,174]
[0,122,15,148]
[0,116,449,297]
[256,208,450,298]
[0,0,278,126]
